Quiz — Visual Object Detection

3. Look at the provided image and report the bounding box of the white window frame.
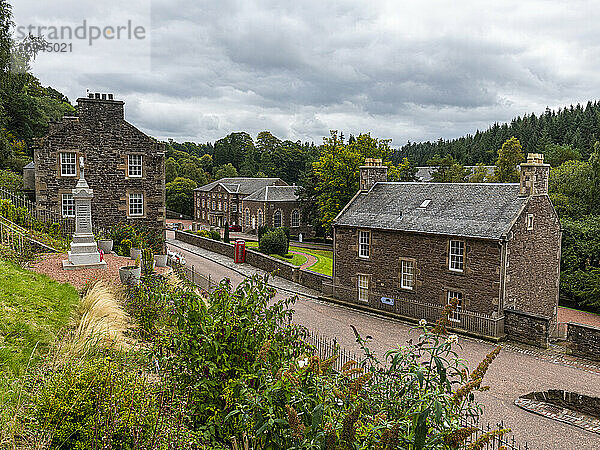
[212,201,216,210]
[358,274,369,303]
[128,154,143,178]
[449,240,465,272]
[358,230,370,259]
[291,209,300,227]
[245,208,250,228]
[232,204,237,212]
[202,211,205,219]
[61,193,75,217]
[60,152,77,177]
[218,202,222,211]
[527,214,534,231]
[273,209,282,228]
[202,199,205,208]
[447,290,463,323]
[129,193,144,216]
[401,259,415,290]
[224,202,227,212]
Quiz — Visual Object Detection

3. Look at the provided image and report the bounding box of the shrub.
[141,248,154,277]
[209,230,221,241]
[157,274,306,442]
[110,223,165,255]
[259,228,288,256]
[224,221,230,243]
[257,225,271,242]
[25,354,201,449]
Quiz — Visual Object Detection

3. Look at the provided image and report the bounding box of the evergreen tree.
[494,137,524,182]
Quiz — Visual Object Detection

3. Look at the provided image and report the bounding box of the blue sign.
[381,297,394,306]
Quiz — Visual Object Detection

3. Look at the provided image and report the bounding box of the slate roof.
[244,185,300,202]
[194,177,285,194]
[334,182,528,239]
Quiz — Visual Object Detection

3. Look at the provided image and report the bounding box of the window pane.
[447,291,463,322]
[449,240,464,271]
[401,260,414,289]
[359,230,370,258]
[60,153,76,176]
[128,154,142,177]
[358,275,369,302]
[129,193,144,216]
[62,194,75,217]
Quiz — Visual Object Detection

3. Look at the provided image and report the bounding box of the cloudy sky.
[11,0,600,146]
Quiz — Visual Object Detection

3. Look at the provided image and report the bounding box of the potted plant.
[119,258,141,285]
[141,248,155,277]
[130,236,142,260]
[154,252,168,267]
[96,229,113,253]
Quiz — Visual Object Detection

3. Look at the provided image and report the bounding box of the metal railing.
[323,283,505,338]
[167,259,219,292]
[0,186,75,239]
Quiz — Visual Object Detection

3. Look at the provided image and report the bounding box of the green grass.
[0,260,79,376]
[272,253,308,266]
[245,241,333,276]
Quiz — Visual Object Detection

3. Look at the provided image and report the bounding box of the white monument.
[62,157,107,270]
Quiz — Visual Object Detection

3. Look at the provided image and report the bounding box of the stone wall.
[333,226,502,315]
[504,195,561,327]
[521,390,600,419]
[504,308,550,348]
[175,230,233,258]
[175,230,332,293]
[33,95,165,236]
[567,322,600,361]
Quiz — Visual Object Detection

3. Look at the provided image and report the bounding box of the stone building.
[32,93,166,235]
[242,185,311,236]
[331,156,561,338]
[193,177,310,235]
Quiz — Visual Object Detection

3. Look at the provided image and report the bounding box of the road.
[167,235,600,449]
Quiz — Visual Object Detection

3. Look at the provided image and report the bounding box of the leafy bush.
[156,275,307,442]
[124,276,172,337]
[210,229,221,241]
[259,228,289,256]
[23,354,201,449]
[226,320,500,448]
[257,225,272,242]
[110,223,165,255]
[141,248,154,277]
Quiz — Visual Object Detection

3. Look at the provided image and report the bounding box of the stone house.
[193,178,309,235]
[331,156,561,338]
[32,93,166,235]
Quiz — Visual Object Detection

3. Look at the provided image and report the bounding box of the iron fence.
[167,259,219,292]
[0,186,75,239]
[460,415,529,450]
[323,282,505,338]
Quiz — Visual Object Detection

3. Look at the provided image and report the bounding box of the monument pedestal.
[62,158,107,271]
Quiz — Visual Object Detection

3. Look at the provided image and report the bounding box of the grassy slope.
[245,241,333,276]
[0,260,79,376]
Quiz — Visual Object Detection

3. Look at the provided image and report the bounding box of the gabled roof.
[194,177,286,194]
[334,182,528,240]
[244,185,300,202]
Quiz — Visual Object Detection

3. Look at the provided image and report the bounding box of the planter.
[154,254,168,267]
[97,239,113,253]
[130,247,142,260]
[119,266,141,285]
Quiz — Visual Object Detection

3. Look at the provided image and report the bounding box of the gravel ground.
[29,253,170,290]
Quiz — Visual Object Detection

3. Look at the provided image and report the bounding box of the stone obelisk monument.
[62,157,107,270]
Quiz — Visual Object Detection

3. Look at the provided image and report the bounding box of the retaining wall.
[504,308,550,348]
[174,231,332,293]
[567,322,600,361]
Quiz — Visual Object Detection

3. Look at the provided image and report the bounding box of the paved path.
[289,250,318,270]
[558,307,600,329]
[166,235,600,449]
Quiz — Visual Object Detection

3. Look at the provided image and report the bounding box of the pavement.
[167,232,600,449]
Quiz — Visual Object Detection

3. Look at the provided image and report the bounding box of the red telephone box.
[234,240,246,263]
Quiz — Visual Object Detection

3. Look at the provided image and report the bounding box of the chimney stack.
[519,153,550,196]
[77,93,124,122]
[359,158,388,192]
